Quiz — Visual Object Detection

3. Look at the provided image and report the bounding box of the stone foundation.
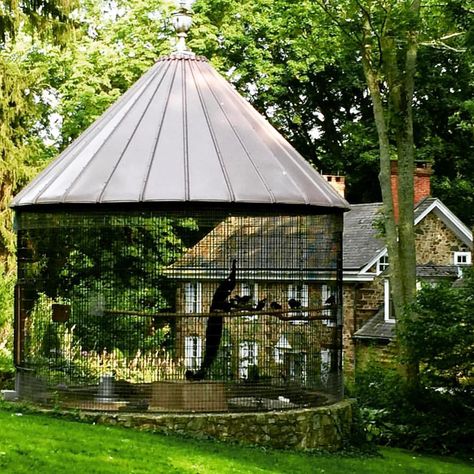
[73,399,354,451]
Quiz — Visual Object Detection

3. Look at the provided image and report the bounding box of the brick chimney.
[390,161,432,221]
[322,175,346,198]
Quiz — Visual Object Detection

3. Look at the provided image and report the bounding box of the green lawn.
[0,409,472,473]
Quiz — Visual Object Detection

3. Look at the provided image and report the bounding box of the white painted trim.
[359,198,472,276]
[454,251,472,265]
[416,199,472,246]
[384,279,396,323]
[360,248,388,274]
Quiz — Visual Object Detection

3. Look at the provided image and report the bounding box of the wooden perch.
[103,306,338,322]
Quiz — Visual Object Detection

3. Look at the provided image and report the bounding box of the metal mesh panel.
[15,208,343,412]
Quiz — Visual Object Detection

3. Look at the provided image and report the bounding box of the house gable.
[356,197,472,277]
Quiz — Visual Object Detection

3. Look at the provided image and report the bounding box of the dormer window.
[377,254,389,275]
[454,252,471,266]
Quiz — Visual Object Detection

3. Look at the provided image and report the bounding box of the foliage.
[353,362,474,454]
[0,0,78,45]
[0,262,14,372]
[41,0,173,149]
[22,293,185,385]
[20,214,197,359]
[0,408,473,473]
[192,0,379,202]
[399,268,474,390]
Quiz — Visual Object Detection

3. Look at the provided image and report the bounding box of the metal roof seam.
[140,61,180,202]
[202,65,277,204]
[60,65,165,204]
[226,74,345,207]
[182,60,190,201]
[96,61,173,203]
[210,68,309,205]
[190,61,235,202]
[13,64,160,206]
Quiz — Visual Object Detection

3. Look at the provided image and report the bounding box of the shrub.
[353,361,474,454]
[0,264,14,375]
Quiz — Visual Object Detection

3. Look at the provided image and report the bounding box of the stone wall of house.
[66,399,354,452]
[342,278,384,374]
[175,281,341,386]
[415,213,470,264]
[344,211,470,375]
[355,340,398,370]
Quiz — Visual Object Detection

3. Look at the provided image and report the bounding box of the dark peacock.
[186,259,237,381]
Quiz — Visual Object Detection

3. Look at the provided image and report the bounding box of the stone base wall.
[73,400,354,452]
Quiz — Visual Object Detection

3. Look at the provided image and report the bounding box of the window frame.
[184,335,202,370]
[384,278,396,323]
[377,253,389,275]
[321,284,337,327]
[454,251,472,266]
[287,283,309,323]
[184,281,202,314]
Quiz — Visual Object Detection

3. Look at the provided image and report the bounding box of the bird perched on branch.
[288,298,302,309]
[230,294,253,310]
[324,294,336,306]
[186,259,237,381]
[270,301,282,310]
[255,298,267,311]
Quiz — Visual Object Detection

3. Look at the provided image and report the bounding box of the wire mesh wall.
[14,208,343,412]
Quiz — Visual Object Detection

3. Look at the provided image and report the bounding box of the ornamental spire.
[172,1,194,56]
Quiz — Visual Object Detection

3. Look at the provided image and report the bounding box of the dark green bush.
[353,361,474,454]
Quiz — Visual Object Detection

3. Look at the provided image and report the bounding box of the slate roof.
[342,202,384,270]
[353,309,395,341]
[342,197,447,271]
[416,265,459,278]
[11,53,348,211]
[168,215,340,280]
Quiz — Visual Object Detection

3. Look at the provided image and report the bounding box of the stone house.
[167,214,343,391]
[338,163,473,371]
[168,163,472,379]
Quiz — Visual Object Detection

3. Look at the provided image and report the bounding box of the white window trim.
[239,282,259,320]
[384,279,396,323]
[454,251,472,266]
[274,335,292,364]
[239,341,258,379]
[184,335,202,370]
[288,283,309,323]
[376,253,389,275]
[322,284,336,327]
[184,282,202,314]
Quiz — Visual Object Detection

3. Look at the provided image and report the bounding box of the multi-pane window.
[184,282,201,313]
[239,341,258,379]
[287,283,308,323]
[454,251,472,266]
[287,352,307,383]
[320,349,331,384]
[377,254,389,274]
[384,279,395,322]
[274,335,291,364]
[184,336,202,370]
[239,282,258,320]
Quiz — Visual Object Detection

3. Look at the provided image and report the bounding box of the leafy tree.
[0,0,79,269]
[191,0,381,202]
[399,269,474,390]
[315,0,471,383]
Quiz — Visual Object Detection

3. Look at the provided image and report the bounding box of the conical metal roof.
[11,53,348,211]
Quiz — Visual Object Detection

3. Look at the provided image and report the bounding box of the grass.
[0,408,472,473]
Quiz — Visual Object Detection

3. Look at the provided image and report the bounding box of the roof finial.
[172,1,194,56]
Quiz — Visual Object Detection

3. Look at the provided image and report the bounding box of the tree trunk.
[360,3,420,386]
